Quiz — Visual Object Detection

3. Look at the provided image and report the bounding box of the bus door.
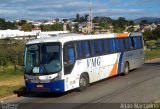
[63,42,76,75]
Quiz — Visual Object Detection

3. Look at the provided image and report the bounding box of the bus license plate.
[37,84,43,88]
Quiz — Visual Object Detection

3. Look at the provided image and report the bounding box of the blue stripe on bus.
[118,52,124,74]
[25,80,65,92]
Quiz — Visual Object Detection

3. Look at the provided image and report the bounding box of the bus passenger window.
[115,39,120,52]
[76,41,90,59]
[67,48,75,65]
[95,40,103,56]
[125,38,133,50]
[90,41,96,56]
[119,39,125,51]
[76,42,83,59]
[103,39,115,54]
[83,41,90,58]
[133,37,143,49]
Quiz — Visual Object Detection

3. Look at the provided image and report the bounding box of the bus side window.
[90,41,96,57]
[139,37,143,48]
[83,41,90,58]
[103,39,115,54]
[64,42,75,75]
[119,38,125,51]
[67,48,75,65]
[76,41,90,59]
[115,39,120,52]
[125,37,133,51]
[103,39,110,54]
[76,42,83,59]
[95,40,103,56]
[133,37,142,49]
[110,39,116,53]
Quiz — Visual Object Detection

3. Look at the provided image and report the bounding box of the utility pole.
[89,0,92,32]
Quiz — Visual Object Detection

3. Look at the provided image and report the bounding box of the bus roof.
[26,32,142,45]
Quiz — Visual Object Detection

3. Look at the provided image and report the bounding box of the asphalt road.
[1,59,160,109]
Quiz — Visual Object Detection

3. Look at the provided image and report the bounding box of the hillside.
[134,17,160,24]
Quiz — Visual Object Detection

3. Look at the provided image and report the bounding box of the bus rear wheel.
[78,73,89,91]
[123,62,130,75]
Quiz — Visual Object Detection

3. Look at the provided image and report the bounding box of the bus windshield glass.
[25,43,61,75]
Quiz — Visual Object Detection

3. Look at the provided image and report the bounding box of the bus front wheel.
[78,73,89,91]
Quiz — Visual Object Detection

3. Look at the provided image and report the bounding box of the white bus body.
[24,33,144,92]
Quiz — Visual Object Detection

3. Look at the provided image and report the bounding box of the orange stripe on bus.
[117,33,129,38]
[109,60,118,77]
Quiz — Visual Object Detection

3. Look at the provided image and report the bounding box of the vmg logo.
[87,57,101,68]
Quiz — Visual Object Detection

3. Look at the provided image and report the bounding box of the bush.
[146,40,157,49]
[0,39,24,70]
[156,39,160,47]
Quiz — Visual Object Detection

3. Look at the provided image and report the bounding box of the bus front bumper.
[25,80,65,92]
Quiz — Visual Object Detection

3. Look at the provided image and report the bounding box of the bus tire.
[78,73,89,91]
[123,62,130,75]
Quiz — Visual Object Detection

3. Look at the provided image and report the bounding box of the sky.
[0,0,160,20]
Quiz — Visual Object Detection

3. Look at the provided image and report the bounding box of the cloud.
[0,0,159,20]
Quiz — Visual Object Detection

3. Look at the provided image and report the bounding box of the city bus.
[24,33,144,92]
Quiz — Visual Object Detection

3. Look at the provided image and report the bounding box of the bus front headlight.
[51,72,62,82]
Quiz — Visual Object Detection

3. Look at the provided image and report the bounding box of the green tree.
[63,19,68,22]
[146,40,157,49]
[74,14,89,23]
[41,25,53,31]
[0,39,24,70]
[152,26,160,39]
[52,23,63,31]
[129,20,134,26]
[93,16,112,24]
[4,21,17,29]
[75,13,80,22]
[127,26,135,32]
[143,30,153,41]
[18,20,27,26]
[0,18,5,29]
[157,39,160,47]
[0,18,17,30]
[140,20,147,26]
[0,53,7,68]
[73,23,79,33]
[99,22,109,29]
[84,14,89,22]
[22,24,32,31]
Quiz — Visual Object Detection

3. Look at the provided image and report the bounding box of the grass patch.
[145,48,160,60]
[0,67,23,81]
[0,85,25,98]
[0,67,25,98]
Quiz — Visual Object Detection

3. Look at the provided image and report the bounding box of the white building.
[32,21,42,27]
[37,31,69,38]
[0,30,37,40]
[43,20,56,25]
[0,30,69,40]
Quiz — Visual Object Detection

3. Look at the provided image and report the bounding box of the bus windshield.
[25,43,61,75]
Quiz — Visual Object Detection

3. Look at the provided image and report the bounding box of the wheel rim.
[125,64,129,73]
[80,77,87,87]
